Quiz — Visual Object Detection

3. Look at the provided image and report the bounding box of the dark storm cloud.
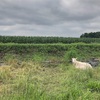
[0,0,100,37]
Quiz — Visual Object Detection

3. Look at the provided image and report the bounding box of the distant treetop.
[80,32,100,38]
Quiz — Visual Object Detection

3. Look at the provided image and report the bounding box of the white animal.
[72,58,92,69]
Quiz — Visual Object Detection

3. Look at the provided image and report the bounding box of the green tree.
[80,32,100,38]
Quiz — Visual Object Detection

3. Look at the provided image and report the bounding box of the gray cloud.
[0,0,100,37]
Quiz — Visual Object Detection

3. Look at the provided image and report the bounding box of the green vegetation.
[0,43,100,59]
[0,53,100,100]
[0,42,100,100]
[64,49,78,62]
[80,31,100,38]
[0,36,100,43]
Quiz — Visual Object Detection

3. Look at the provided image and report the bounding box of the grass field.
[0,43,100,100]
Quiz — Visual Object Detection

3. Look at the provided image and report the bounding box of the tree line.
[80,32,100,38]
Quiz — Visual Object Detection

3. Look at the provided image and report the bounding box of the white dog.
[72,58,92,69]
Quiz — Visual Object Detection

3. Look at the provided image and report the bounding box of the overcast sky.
[0,0,100,37]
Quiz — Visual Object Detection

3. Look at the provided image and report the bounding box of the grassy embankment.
[0,43,100,100]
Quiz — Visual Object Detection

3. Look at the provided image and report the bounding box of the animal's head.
[72,58,77,62]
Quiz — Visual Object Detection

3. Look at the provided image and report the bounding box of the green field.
[0,36,100,43]
[0,43,100,100]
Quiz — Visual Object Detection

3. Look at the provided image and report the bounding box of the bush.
[64,49,78,63]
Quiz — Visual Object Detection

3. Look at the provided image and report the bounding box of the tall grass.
[0,55,100,100]
[0,43,100,100]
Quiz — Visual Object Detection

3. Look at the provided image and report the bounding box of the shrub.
[64,49,78,63]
